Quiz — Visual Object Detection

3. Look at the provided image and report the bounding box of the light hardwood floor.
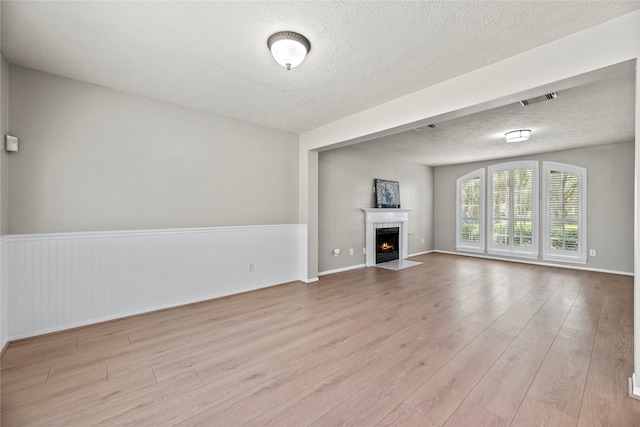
[1,253,638,426]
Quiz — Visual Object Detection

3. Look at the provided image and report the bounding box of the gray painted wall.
[8,66,299,234]
[1,58,7,235]
[434,142,634,273]
[1,55,8,349]
[319,145,433,273]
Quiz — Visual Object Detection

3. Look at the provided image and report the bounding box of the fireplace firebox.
[376,227,400,264]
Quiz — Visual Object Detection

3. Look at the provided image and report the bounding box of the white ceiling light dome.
[505,129,531,143]
[267,31,311,70]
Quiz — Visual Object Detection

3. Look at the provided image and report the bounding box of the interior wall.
[7,65,299,234]
[1,58,7,237]
[318,145,433,273]
[0,55,8,350]
[434,142,635,274]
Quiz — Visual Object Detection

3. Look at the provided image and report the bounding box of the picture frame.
[375,179,401,208]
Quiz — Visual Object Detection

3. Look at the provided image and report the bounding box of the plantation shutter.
[542,162,587,263]
[456,169,485,252]
[548,170,579,251]
[492,169,510,246]
[513,167,533,248]
[460,177,481,243]
[487,162,538,257]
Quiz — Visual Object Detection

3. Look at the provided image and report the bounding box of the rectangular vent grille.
[413,123,437,132]
[520,92,557,106]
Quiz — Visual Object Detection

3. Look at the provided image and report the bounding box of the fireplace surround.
[362,208,410,267]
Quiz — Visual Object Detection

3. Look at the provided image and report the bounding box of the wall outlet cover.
[5,135,18,152]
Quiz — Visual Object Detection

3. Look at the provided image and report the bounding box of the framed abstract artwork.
[375,179,401,208]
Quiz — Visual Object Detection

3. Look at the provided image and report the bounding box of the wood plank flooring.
[1,253,638,426]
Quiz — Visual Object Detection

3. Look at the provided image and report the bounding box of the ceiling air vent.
[519,92,557,106]
[413,124,437,132]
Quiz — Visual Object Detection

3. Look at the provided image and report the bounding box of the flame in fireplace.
[380,243,395,252]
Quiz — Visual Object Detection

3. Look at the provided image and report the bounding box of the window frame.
[487,161,539,258]
[456,168,485,253]
[542,161,587,264]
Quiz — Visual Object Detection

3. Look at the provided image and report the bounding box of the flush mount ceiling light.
[267,31,311,70]
[505,129,531,143]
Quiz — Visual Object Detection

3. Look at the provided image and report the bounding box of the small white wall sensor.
[5,135,18,152]
[333,248,341,257]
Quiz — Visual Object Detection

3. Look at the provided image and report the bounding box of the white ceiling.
[1,0,638,140]
[356,70,636,166]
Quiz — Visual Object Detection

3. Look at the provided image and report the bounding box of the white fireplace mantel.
[363,208,410,267]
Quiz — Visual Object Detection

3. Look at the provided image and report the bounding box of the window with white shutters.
[456,169,485,252]
[542,162,587,263]
[487,161,538,258]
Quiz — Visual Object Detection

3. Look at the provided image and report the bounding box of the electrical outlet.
[421,238,424,244]
[5,135,18,152]
[589,249,596,257]
[363,247,366,255]
[349,248,354,255]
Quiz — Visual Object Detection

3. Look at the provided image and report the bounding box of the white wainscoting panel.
[7,225,307,340]
[1,236,8,350]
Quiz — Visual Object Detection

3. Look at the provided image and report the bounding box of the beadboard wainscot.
[1,235,8,352]
[6,224,307,340]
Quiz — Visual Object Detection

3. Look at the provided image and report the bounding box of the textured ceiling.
[1,1,638,134]
[355,71,636,166]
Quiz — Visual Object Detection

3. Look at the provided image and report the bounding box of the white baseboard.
[302,277,319,283]
[6,282,288,341]
[629,374,640,400]
[408,250,434,257]
[434,250,634,276]
[318,264,366,277]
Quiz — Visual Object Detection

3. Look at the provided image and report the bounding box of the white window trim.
[456,168,485,253]
[542,161,587,264]
[487,161,539,259]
